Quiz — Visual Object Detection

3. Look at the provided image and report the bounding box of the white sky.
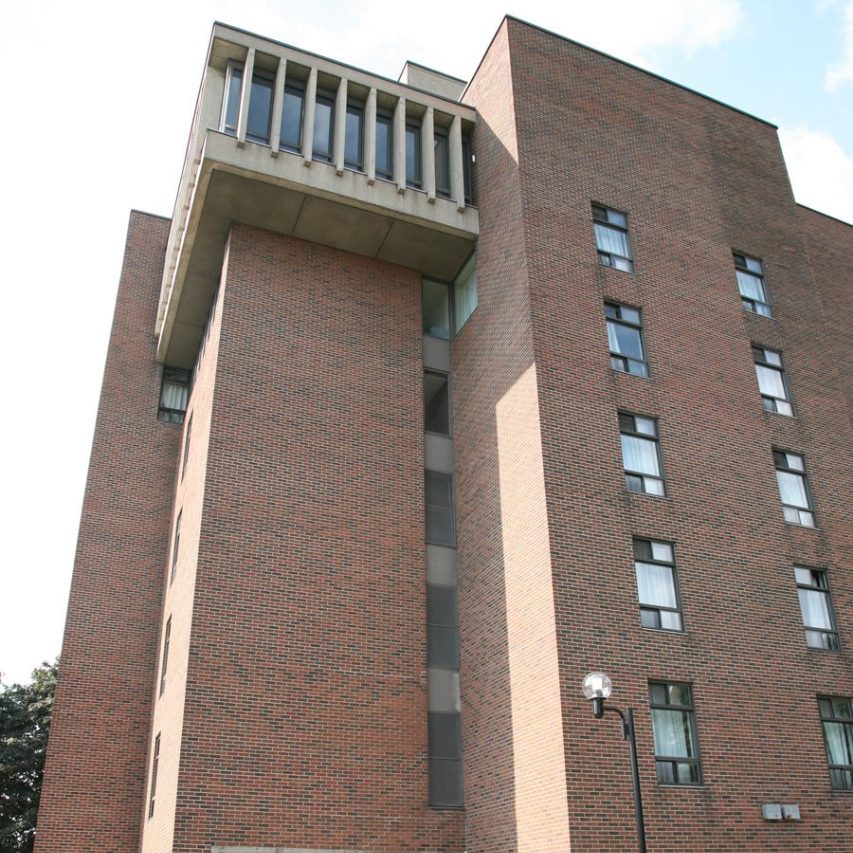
[1,0,851,686]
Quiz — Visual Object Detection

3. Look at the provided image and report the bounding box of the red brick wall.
[498,17,851,851]
[36,212,179,851]
[164,225,463,852]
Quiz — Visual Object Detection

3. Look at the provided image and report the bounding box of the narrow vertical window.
[605,302,648,376]
[734,253,771,316]
[181,415,192,482]
[429,711,463,806]
[453,254,477,333]
[148,733,161,818]
[170,511,182,583]
[158,367,190,424]
[280,83,305,152]
[406,122,422,188]
[773,451,815,527]
[159,617,171,696]
[423,279,451,340]
[818,696,853,790]
[425,471,455,546]
[619,414,664,496]
[312,94,334,162]
[424,371,450,435]
[222,65,243,134]
[796,568,838,650]
[634,539,682,631]
[344,102,364,170]
[246,73,274,144]
[593,204,633,271]
[461,136,473,204]
[649,682,701,785]
[427,585,458,669]
[375,112,393,179]
[434,128,450,197]
[753,346,792,415]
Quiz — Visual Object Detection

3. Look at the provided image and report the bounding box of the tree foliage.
[0,660,57,853]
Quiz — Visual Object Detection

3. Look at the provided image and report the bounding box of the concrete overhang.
[157,130,479,367]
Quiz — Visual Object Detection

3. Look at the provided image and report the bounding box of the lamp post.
[582,671,647,853]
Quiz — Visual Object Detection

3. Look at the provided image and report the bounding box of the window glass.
[280,85,304,151]
[246,75,273,143]
[375,113,393,178]
[453,254,477,333]
[159,367,190,424]
[424,371,450,435]
[429,712,463,806]
[462,137,473,204]
[434,130,450,197]
[796,567,838,649]
[344,103,363,170]
[620,414,664,496]
[753,347,792,415]
[427,584,458,669]
[406,122,422,187]
[634,539,682,631]
[223,66,243,133]
[819,697,853,790]
[649,682,701,785]
[425,471,455,546]
[774,451,814,526]
[423,279,451,339]
[734,253,771,316]
[605,302,647,376]
[593,205,634,271]
[313,95,334,161]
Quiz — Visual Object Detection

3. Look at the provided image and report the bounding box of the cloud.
[825,1,853,89]
[779,126,853,222]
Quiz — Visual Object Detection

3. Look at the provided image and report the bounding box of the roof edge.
[796,203,852,228]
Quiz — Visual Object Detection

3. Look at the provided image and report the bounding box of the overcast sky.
[1,0,851,686]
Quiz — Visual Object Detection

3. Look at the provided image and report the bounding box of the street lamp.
[582,672,647,853]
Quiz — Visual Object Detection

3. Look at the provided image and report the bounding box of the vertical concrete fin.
[334,77,348,175]
[365,87,377,184]
[269,57,286,156]
[302,67,317,166]
[423,106,436,202]
[236,48,255,146]
[394,96,406,193]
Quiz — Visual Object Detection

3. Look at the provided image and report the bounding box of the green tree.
[0,660,57,853]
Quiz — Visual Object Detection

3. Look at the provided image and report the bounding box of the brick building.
[36,16,851,853]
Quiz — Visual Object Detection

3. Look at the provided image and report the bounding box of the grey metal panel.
[428,668,460,712]
[425,433,454,474]
[423,335,450,372]
[426,544,457,586]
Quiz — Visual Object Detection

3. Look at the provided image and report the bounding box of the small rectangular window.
[406,122,422,188]
[427,584,458,669]
[434,129,450,197]
[619,413,664,496]
[773,450,815,527]
[796,568,838,650]
[634,539,682,631]
[159,617,171,696]
[313,94,334,162]
[734,253,771,317]
[424,371,450,435]
[593,204,634,271]
[818,696,853,790]
[753,346,792,415]
[280,84,305,152]
[425,471,455,546]
[344,102,364,170]
[222,65,243,134]
[148,733,161,818]
[181,415,192,482]
[158,367,190,424]
[423,279,451,340]
[375,112,393,179]
[649,682,701,785]
[170,511,182,583]
[429,711,463,806]
[605,302,648,377]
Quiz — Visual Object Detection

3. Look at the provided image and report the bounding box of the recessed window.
[453,254,477,333]
[425,471,455,546]
[634,539,682,631]
[753,346,792,415]
[429,711,463,806]
[312,94,334,162]
[344,102,364,170]
[159,617,171,697]
[148,733,161,818]
[434,129,450,197]
[158,367,190,424]
[222,66,243,134]
[423,279,451,340]
[796,567,838,650]
[406,122,422,188]
[649,681,701,785]
[424,371,450,435]
[773,450,815,527]
[818,696,853,790]
[221,64,274,144]
[593,204,633,271]
[734,252,771,317]
[170,511,182,583]
[427,584,458,669]
[375,112,393,179]
[181,415,192,482]
[462,136,473,204]
[280,83,305,152]
[619,414,665,496]
[605,302,648,376]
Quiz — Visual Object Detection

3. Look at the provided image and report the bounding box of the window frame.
[159,616,171,697]
[405,120,423,189]
[634,539,683,632]
[170,510,182,583]
[158,367,191,425]
[312,91,335,163]
[795,567,839,651]
[734,252,772,317]
[344,100,364,171]
[221,62,243,135]
[752,346,793,415]
[424,470,455,547]
[605,301,648,377]
[181,414,192,482]
[428,710,464,807]
[279,81,306,153]
[375,110,393,180]
[593,203,634,272]
[773,450,815,527]
[818,696,853,791]
[619,413,665,497]
[649,681,702,786]
[434,126,451,198]
[148,733,161,818]
[424,369,451,436]
[426,583,459,669]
